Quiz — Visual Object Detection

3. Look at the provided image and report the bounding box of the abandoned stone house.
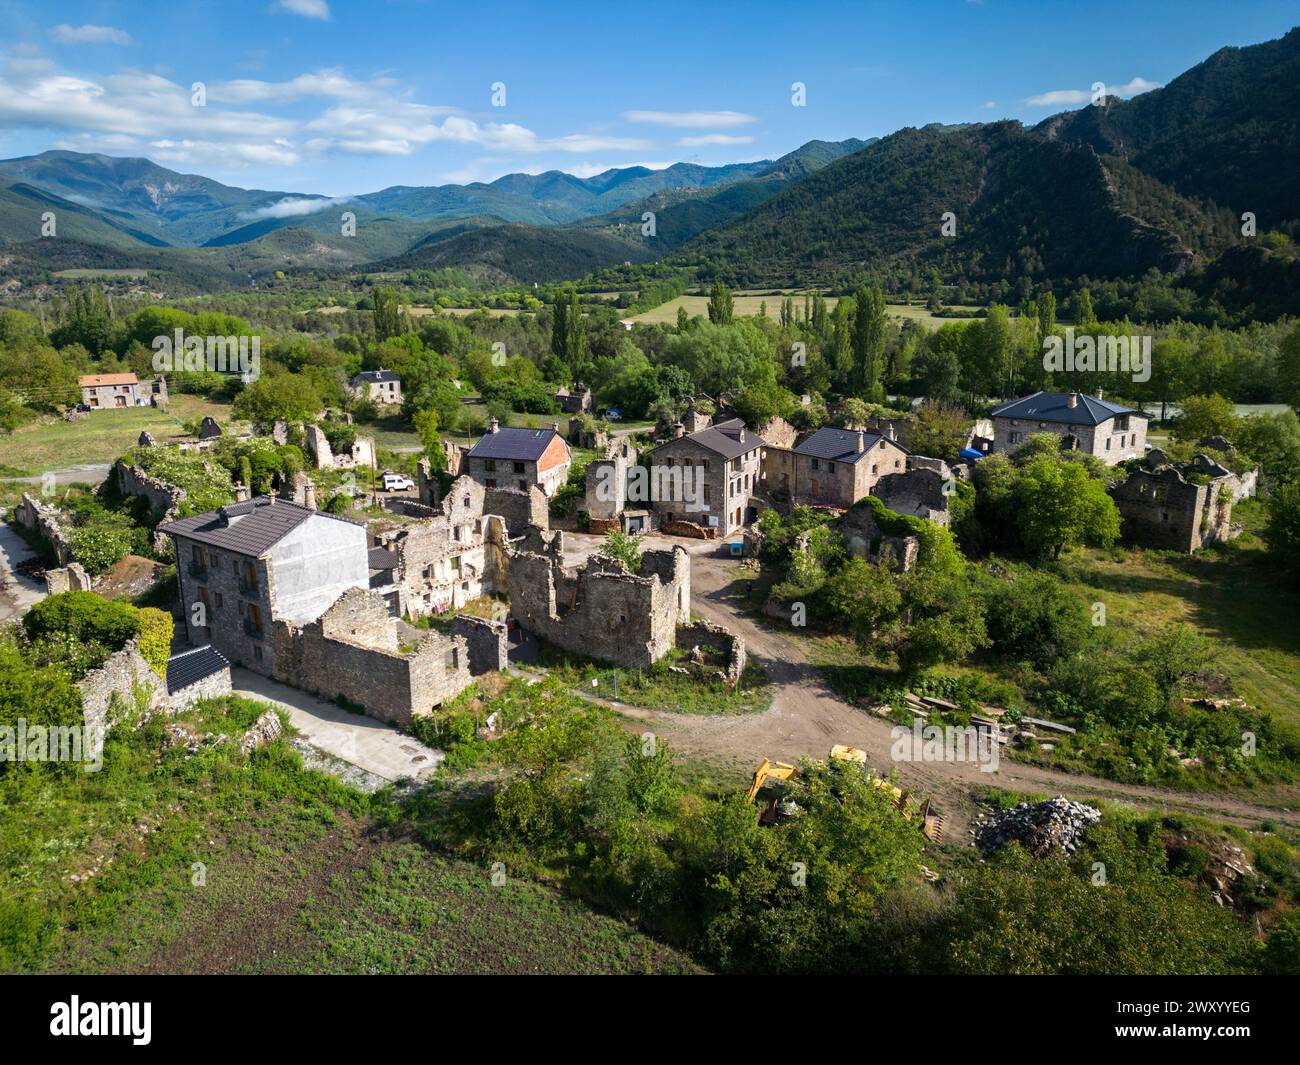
[79,372,142,409]
[350,369,403,406]
[554,385,593,414]
[1109,456,1241,553]
[990,391,1148,466]
[646,418,764,536]
[498,525,691,669]
[304,424,377,470]
[872,464,952,526]
[465,420,572,497]
[763,427,909,510]
[159,495,477,724]
[835,501,922,572]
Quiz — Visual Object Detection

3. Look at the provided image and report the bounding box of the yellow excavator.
[746,758,797,803]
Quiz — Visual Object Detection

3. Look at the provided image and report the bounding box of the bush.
[24,591,140,650]
[135,607,174,678]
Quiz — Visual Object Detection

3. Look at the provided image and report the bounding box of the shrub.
[24,591,139,650]
[135,607,174,678]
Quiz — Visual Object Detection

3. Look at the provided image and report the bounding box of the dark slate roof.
[166,645,230,693]
[990,391,1149,426]
[352,369,401,384]
[793,427,899,464]
[158,496,360,557]
[467,426,562,462]
[650,418,765,460]
[368,547,398,570]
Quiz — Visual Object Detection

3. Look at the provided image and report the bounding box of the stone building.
[465,420,572,498]
[990,391,1148,466]
[646,418,764,536]
[555,385,593,414]
[764,427,908,510]
[835,500,922,572]
[161,496,371,672]
[304,424,376,470]
[1109,458,1240,553]
[496,526,691,669]
[79,372,142,409]
[350,369,403,406]
[159,495,478,723]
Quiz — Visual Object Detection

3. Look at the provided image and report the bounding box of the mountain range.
[0,26,1296,301]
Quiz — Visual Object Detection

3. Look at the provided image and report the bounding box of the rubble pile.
[973,796,1101,856]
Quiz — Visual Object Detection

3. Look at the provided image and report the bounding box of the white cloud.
[621,109,755,129]
[241,195,350,220]
[1026,76,1163,107]
[678,133,754,146]
[49,24,133,46]
[274,0,331,20]
[979,100,997,110]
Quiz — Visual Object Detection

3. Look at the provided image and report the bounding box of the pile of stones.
[973,795,1101,856]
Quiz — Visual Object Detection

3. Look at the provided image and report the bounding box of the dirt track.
[614,546,1300,839]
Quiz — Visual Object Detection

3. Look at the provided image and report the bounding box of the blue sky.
[0,0,1297,196]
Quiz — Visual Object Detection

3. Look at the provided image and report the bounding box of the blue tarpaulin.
[959,447,986,461]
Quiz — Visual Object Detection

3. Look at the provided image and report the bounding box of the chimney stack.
[1096,388,1104,400]
[857,430,866,453]
[887,424,896,442]
[489,417,500,434]
[551,421,560,432]
[1068,392,1079,409]
[738,428,746,445]
[304,479,317,511]
[673,423,685,439]
[235,483,250,502]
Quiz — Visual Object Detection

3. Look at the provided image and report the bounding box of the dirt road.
[614,545,1300,838]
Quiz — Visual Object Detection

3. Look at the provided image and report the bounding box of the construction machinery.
[746,758,797,803]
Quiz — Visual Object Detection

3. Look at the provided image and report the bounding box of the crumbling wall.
[13,492,74,563]
[484,484,548,534]
[450,615,509,675]
[502,544,690,669]
[836,505,920,572]
[873,468,950,526]
[114,460,187,550]
[277,587,473,726]
[77,638,165,756]
[1109,466,1238,552]
[44,562,93,595]
[676,619,746,688]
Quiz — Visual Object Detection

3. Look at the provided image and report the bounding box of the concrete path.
[230,667,443,783]
[0,521,45,623]
[0,463,112,487]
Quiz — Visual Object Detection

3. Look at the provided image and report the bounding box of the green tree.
[599,529,642,574]
[851,284,886,401]
[371,286,406,342]
[707,280,734,325]
[1014,453,1121,559]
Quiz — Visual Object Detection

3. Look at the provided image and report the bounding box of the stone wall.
[873,467,951,526]
[450,615,509,675]
[275,587,473,726]
[165,662,232,712]
[77,638,166,758]
[14,492,74,563]
[676,619,746,688]
[498,535,691,669]
[836,505,920,572]
[114,460,187,551]
[44,562,93,595]
[1109,466,1237,553]
[484,484,548,534]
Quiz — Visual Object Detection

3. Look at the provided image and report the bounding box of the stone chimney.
[551,421,560,432]
[857,430,866,453]
[235,483,250,502]
[738,428,746,445]
[1096,387,1105,400]
[488,417,500,434]
[1068,392,1079,409]
[887,424,897,442]
[673,423,685,439]
[304,479,317,511]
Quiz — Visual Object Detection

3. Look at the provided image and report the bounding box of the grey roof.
[468,426,563,462]
[352,369,401,384]
[368,547,398,570]
[650,418,764,460]
[794,427,901,464]
[166,645,229,693]
[158,496,361,557]
[990,391,1149,427]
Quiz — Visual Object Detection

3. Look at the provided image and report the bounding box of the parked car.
[381,472,415,492]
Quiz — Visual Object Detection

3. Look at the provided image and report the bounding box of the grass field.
[7,696,700,975]
[0,395,234,476]
[627,294,982,329]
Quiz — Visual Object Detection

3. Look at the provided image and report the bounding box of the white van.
[382,472,415,492]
